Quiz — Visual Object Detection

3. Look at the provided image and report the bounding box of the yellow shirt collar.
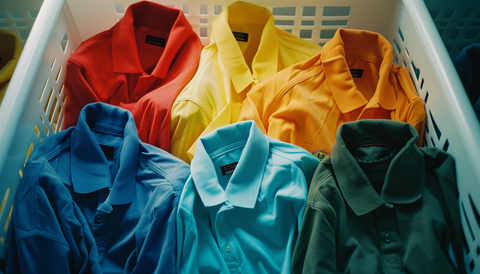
[212,1,279,93]
[322,28,397,113]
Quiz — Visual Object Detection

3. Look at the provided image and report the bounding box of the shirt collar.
[321,28,397,113]
[331,120,424,216]
[212,1,279,93]
[191,120,269,208]
[112,1,193,78]
[0,29,21,85]
[70,103,139,205]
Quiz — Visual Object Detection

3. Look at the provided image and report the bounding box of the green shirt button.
[385,233,392,243]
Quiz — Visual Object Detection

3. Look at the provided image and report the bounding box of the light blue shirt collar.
[70,103,139,205]
[191,121,269,209]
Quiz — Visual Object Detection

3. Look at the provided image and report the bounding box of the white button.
[225,245,232,253]
[216,222,222,229]
[133,95,140,102]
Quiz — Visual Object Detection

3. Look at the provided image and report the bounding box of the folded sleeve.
[7,160,101,274]
[292,199,337,274]
[125,184,180,274]
[170,99,211,163]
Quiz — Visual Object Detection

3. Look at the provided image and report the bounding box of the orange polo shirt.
[239,28,426,160]
[63,1,202,152]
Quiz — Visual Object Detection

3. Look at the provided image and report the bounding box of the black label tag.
[220,162,238,176]
[232,31,249,42]
[350,68,364,78]
[146,35,166,47]
[99,145,115,159]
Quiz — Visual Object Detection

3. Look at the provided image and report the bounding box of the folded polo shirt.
[63,1,203,152]
[239,28,426,160]
[0,29,21,104]
[291,119,465,274]
[169,1,322,163]
[7,103,190,273]
[176,120,320,273]
[452,43,480,121]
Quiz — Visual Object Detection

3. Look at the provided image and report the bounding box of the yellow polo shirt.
[239,28,426,160]
[169,1,322,163]
[0,30,22,104]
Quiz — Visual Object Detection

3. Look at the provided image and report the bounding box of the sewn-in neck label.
[350,68,364,78]
[232,31,249,42]
[220,162,239,176]
[146,35,166,47]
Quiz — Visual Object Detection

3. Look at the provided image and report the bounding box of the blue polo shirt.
[452,43,480,121]
[7,103,189,274]
[176,120,320,273]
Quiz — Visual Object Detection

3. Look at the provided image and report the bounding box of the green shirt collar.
[331,120,425,216]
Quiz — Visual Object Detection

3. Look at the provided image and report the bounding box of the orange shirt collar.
[112,1,193,78]
[322,28,397,113]
[212,1,279,93]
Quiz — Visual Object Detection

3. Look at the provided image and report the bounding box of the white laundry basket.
[1,0,480,272]
[423,0,480,59]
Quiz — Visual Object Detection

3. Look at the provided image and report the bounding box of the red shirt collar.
[111,1,194,78]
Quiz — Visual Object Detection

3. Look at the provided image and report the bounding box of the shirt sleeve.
[238,77,279,135]
[170,99,211,164]
[423,149,466,274]
[292,197,337,274]
[124,184,179,274]
[7,160,102,274]
[407,98,427,147]
[63,61,101,129]
[395,67,427,147]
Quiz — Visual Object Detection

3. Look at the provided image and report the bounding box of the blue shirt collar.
[70,103,139,205]
[191,121,269,209]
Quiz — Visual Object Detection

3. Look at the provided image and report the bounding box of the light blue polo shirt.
[176,120,320,273]
[7,103,190,274]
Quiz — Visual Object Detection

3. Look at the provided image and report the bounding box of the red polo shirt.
[63,1,202,152]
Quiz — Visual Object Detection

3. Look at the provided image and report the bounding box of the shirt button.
[385,233,392,243]
[225,245,232,253]
[133,95,140,102]
[95,214,104,224]
[216,222,222,229]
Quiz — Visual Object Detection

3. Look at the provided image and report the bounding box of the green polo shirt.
[292,120,465,274]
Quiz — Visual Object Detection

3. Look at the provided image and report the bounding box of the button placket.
[374,206,404,269]
[92,211,109,257]
[92,196,113,259]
